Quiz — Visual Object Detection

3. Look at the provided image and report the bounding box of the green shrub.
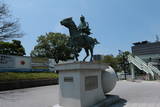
[0,72,58,81]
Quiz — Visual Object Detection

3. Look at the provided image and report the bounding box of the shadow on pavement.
[103,94,127,107]
[109,97,127,107]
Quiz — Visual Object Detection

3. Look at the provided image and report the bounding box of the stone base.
[56,62,107,107]
[53,95,120,107]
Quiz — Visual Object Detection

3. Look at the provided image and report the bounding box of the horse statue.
[60,17,99,62]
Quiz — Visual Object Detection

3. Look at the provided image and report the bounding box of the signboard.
[31,57,49,72]
[15,56,31,69]
[0,55,14,68]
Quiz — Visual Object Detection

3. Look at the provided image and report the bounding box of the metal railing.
[127,54,154,77]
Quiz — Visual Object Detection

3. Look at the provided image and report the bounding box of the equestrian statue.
[60,15,99,62]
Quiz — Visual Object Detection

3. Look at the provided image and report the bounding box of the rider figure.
[78,15,92,38]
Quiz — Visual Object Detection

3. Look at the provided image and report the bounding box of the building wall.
[132,42,160,55]
[132,41,160,70]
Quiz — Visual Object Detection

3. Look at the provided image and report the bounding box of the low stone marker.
[54,62,118,107]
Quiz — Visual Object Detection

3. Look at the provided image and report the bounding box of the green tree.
[0,2,22,40]
[31,32,74,63]
[0,40,25,56]
[116,51,130,75]
[99,51,131,73]
[101,55,119,72]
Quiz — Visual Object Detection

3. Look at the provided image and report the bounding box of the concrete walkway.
[110,81,160,107]
[1,81,160,107]
[0,85,59,107]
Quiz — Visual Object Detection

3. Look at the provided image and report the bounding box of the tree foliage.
[102,55,119,72]
[0,40,26,56]
[0,2,22,41]
[116,51,130,73]
[100,51,131,72]
[30,32,74,63]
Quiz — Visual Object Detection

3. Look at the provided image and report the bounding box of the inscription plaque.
[64,77,73,82]
[85,76,98,91]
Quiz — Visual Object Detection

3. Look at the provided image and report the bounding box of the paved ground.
[110,81,160,107]
[1,81,160,107]
[0,85,59,107]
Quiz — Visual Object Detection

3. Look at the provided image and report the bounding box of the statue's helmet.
[80,15,85,21]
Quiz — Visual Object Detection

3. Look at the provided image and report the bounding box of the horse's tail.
[93,38,100,45]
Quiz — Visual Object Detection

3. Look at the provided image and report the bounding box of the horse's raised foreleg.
[90,48,93,62]
[83,48,89,62]
[75,53,79,61]
[74,49,79,61]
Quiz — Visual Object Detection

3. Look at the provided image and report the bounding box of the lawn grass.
[0,72,58,81]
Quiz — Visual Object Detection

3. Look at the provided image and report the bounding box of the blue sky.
[4,0,160,57]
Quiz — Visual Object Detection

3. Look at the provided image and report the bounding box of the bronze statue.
[60,16,99,62]
[78,15,92,36]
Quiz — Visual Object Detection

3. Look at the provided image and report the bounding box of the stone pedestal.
[55,62,108,107]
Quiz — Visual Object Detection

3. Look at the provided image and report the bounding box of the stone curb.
[92,95,120,107]
[0,78,58,91]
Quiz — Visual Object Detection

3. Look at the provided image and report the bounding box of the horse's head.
[60,17,77,30]
[60,17,73,27]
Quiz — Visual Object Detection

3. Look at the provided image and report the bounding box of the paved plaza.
[1,81,160,107]
[110,81,160,107]
[0,85,59,107]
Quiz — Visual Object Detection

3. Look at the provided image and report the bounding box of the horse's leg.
[75,53,79,61]
[90,48,93,62]
[74,49,79,61]
[83,48,89,62]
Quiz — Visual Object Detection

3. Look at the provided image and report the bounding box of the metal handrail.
[127,54,154,77]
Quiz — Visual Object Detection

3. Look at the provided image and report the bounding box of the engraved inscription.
[85,76,98,91]
[64,77,73,82]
